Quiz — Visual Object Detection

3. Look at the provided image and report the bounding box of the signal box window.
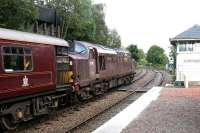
[178,44,193,52]
[99,56,106,70]
[3,46,33,72]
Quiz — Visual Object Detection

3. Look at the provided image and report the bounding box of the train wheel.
[59,97,68,107]
[79,90,92,101]
[0,115,18,130]
[68,92,79,105]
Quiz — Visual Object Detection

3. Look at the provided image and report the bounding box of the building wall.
[176,43,200,81]
[32,6,61,38]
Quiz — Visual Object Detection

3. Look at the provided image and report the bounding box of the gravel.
[12,91,131,133]
[72,93,143,133]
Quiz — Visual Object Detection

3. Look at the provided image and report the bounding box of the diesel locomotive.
[0,28,135,130]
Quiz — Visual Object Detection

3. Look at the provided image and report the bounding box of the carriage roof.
[0,28,69,47]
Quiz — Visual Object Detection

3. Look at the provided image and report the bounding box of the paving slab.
[93,87,162,133]
[93,87,200,133]
[122,87,200,133]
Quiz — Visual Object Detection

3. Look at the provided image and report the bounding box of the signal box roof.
[170,25,200,45]
[76,41,117,55]
[0,28,69,47]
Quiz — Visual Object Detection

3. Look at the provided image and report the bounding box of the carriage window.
[2,46,33,72]
[99,56,106,70]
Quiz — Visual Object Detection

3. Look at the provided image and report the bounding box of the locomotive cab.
[68,41,99,83]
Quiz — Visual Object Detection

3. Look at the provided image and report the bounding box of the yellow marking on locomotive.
[64,71,74,83]
[59,71,74,84]
[124,57,128,63]
[58,71,74,83]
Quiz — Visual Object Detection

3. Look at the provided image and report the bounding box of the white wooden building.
[170,25,200,86]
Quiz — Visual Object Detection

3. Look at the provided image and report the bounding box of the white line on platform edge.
[92,87,163,133]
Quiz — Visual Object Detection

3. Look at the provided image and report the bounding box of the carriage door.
[89,48,97,80]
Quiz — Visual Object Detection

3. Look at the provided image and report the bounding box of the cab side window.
[89,49,95,59]
[75,43,87,54]
[2,46,33,72]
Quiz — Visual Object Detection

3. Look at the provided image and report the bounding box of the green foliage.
[0,0,37,30]
[169,46,176,69]
[146,45,168,68]
[107,29,121,48]
[127,44,147,66]
[137,49,147,65]
[0,0,121,48]
[45,0,93,39]
[90,4,108,45]
[44,0,121,47]
[126,44,140,62]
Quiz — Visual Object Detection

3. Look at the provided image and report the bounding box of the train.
[0,28,136,130]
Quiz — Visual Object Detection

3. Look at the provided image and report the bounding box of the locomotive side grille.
[77,60,89,80]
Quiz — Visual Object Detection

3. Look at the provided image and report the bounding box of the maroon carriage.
[0,28,72,130]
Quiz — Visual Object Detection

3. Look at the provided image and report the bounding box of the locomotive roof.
[0,28,69,47]
[76,41,117,55]
[115,48,130,54]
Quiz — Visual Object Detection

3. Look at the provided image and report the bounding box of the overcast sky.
[94,0,200,54]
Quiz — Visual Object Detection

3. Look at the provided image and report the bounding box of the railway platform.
[93,86,200,133]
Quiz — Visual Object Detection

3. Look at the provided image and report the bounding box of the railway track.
[8,69,167,133]
[67,69,157,133]
[72,70,169,133]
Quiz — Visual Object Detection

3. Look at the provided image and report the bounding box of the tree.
[169,46,176,70]
[126,45,147,64]
[90,3,109,45]
[138,49,145,60]
[44,0,93,39]
[43,1,122,47]
[107,29,121,48]
[43,1,116,46]
[127,44,139,62]
[0,0,37,30]
[146,45,168,67]
[138,49,147,64]
[0,0,122,48]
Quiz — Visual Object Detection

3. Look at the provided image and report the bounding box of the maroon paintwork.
[69,41,135,87]
[0,39,56,101]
